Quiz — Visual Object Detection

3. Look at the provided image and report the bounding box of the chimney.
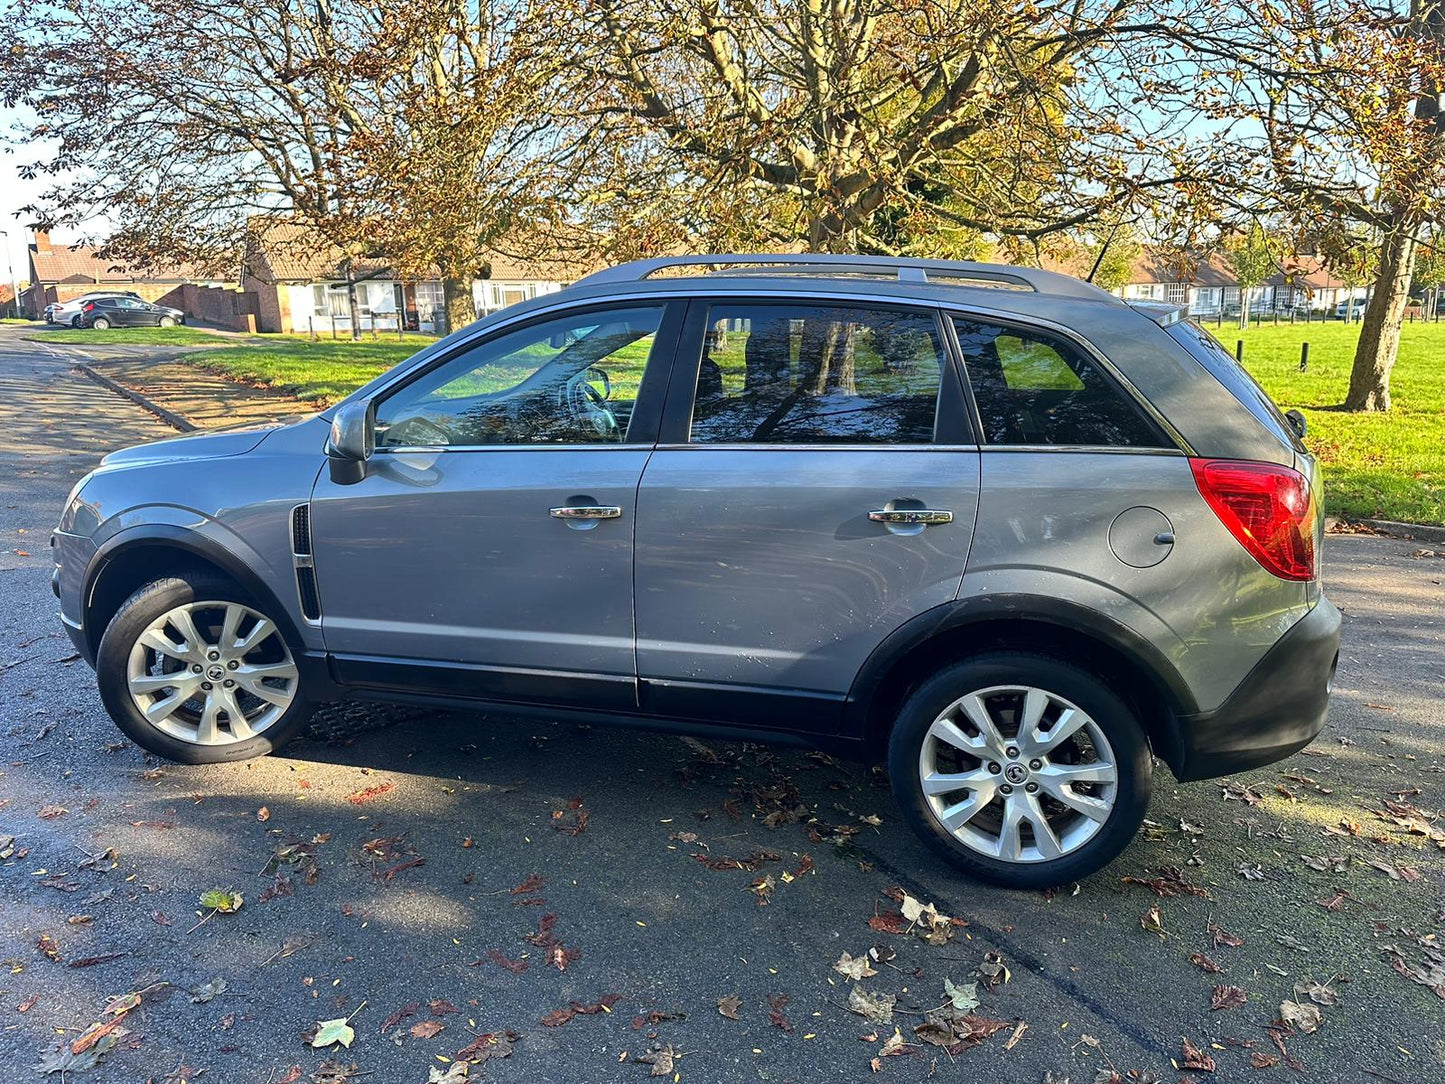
[34,230,52,253]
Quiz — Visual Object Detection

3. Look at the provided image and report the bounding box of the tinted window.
[953,318,1167,447]
[1167,320,1305,453]
[690,304,943,444]
[376,306,664,447]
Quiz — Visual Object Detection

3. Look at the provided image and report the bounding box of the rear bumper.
[1172,595,1341,782]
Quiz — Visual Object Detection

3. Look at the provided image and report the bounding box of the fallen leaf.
[257,806,271,822]
[974,951,1010,989]
[1121,866,1211,899]
[943,977,980,1012]
[346,782,395,804]
[847,985,896,1025]
[768,993,793,1032]
[1190,953,1224,974]
[1279,999,1321,1034]
[410,1019,444,1039]
[834,951,877,980]
[1140,906,1166,939]
[1180,1035,1216,1071]
[311,1017,356,1048]
[380,1003,419,1034]
[717,994,742,1020]
[636,1043,675,1077]
[199,888,243,913]
[1211,984,1247,1011]
[36,934,62,962]
[189,977,227,1003]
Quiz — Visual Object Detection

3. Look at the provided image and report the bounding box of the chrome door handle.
[550,505,622,520]
[868,509,953,526]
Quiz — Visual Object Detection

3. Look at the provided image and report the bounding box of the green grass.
[186,336,434,405]
[29,325,230,346]
[1221,319,1445,525]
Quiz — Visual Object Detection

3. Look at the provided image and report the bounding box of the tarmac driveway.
[1,327,1443,1083]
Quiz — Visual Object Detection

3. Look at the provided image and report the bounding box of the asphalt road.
[1,324,1443,1083]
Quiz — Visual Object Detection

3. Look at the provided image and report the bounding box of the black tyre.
[96,572,314,764]
[159,316,176,328]
[888,652,1151,889]
[91,316,111,330]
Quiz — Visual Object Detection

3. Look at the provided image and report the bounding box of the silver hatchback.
[52,255,1340,887]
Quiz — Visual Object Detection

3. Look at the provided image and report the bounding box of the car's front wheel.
[69,315,82,327]
[888,652,1151,889]
[96,573,314,764]
[159,316,176,328]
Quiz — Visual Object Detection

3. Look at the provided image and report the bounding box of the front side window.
[375,305,664,448]
[953,317,1167,447]
[689,303,944,444]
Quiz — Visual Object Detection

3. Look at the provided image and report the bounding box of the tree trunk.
[1240,288,1251,329]
[343,259,361,342]
[1344,222,1419,411]
[441,275,474,336]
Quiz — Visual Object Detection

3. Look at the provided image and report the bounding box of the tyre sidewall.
[96,573,312,765]
[888,653,1152,889]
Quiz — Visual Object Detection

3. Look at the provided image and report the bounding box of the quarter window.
[952,317,1166,447]
[689,303,944,444]
[375,305,664,447]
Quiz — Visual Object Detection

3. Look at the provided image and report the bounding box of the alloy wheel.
[917,685,1118,864]
[125,600,298,746]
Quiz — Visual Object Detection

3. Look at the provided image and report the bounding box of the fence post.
[331,314,338,340]
[1236,339,1244,363]
[1300,342,1309,372]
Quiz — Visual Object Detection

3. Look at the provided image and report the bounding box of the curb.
[73,363,198,433]
[1357,518,1445,544]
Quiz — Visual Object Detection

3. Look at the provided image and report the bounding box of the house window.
[1164,283,1187,305]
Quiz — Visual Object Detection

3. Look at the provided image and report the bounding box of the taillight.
[1190,458,1315,581]
[83,302,94,311]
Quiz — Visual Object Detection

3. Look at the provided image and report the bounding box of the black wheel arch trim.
[81,525,311,670]
[844,593,1197,767]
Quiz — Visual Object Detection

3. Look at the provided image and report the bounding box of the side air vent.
[296,566,322,620]
[291,504,320,621]
[291,504,312,555]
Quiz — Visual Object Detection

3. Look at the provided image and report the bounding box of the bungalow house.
[23,230,232,317]
[241,220,595,335]
[1117,246,1367,316]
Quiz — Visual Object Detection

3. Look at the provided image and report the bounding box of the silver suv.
[52,255,1340,887]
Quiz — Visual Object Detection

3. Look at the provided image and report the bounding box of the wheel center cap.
[1004,763,1029,784]
[207,665,226,681]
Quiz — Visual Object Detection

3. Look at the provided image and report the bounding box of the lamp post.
[0,230,24,319]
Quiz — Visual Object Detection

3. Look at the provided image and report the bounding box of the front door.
[309,301,681,711]
[634,299,981,734]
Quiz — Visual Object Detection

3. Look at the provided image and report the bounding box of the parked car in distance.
[46,290,143,327]
[51,254,1339,888]
[1334,296,1368,320]
[77,296,186,330]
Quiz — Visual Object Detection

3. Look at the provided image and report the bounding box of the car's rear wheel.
[91,316,111,330]
[888,652,1151,889]
[159,316,176,328]
[96,573,314,764]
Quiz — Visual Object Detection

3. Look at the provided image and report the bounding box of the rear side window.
[1166,321,1305,453]
[952,317,1168,448]
[689,303,944,444]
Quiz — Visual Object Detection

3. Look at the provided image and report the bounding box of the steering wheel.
[565,369,619,440]
[385,414,453,447]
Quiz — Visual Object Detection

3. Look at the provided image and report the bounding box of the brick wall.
[162,284,259,333]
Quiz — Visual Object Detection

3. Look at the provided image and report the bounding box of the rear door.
[633,297,980,734]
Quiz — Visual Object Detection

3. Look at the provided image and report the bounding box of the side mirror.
[327,399,375,485]
[1285,408,1308,440]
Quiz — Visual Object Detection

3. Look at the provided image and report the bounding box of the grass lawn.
[1220,319,1445,526]
[29,325,233,346]
[186,335,434,405]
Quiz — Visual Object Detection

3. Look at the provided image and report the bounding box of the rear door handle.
[550,505,622,520]
[867,509,953,526]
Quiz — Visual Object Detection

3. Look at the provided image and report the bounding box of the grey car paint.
[53,257,1327,778]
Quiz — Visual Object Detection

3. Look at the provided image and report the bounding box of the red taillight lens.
[1190,458,1315,581]
[83,302,94,311]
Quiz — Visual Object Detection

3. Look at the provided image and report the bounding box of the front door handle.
[868,509,953,526]
[550,505,622,520]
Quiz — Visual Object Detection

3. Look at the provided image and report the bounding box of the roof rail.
[571,253,1118,302]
